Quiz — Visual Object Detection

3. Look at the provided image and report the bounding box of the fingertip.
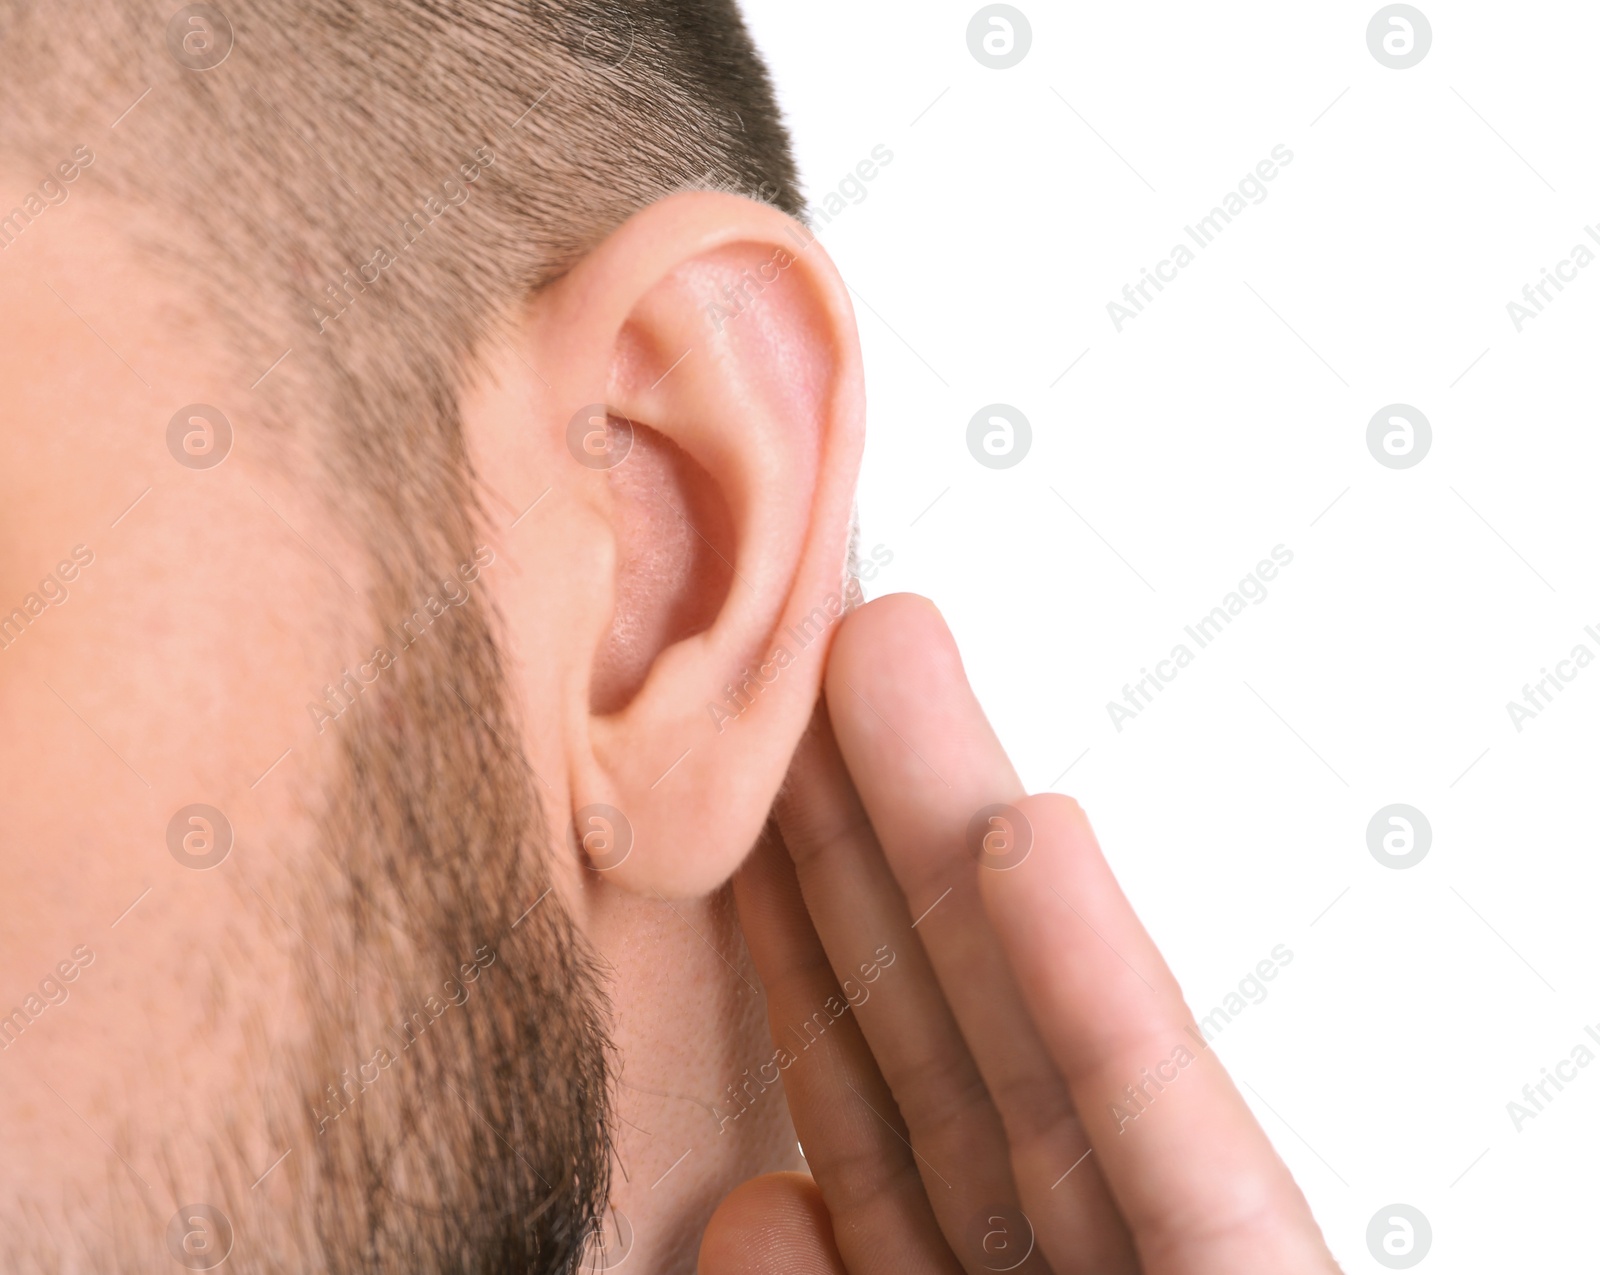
[1022,790,1089,826]
[697,1172,847,1275]
[980,789,1184,1020]
[1019,791,1099,861]
[824,591,1023,808]
[827,591,956,695]
[846,590,947,628]
[978,792,1094,890]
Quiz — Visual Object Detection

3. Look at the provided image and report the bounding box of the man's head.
[0,3,864,1270]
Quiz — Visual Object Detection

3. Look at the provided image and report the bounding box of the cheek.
[0,465,356,1067]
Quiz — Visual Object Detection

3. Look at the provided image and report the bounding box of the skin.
[0,172,839,1270]
[699,595,1343,1273]
[0,157,1336,1271]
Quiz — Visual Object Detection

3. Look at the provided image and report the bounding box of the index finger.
[980,795,1340,1274]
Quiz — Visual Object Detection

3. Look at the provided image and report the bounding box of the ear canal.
[588,420,736,716]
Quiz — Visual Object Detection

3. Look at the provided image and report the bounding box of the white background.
[740,1,1600,1269]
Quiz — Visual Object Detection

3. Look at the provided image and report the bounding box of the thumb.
[697,1171,850,1275]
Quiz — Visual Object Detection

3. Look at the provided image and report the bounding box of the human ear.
[467,191,863,899]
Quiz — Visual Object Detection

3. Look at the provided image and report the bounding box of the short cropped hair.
[1,0,798,559]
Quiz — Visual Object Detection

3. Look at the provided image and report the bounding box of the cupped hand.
[698,593,1340,1275]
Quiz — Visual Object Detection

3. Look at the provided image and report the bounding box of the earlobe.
[529,193,864,900]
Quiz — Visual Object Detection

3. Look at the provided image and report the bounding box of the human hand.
[699,593,1341,1275]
